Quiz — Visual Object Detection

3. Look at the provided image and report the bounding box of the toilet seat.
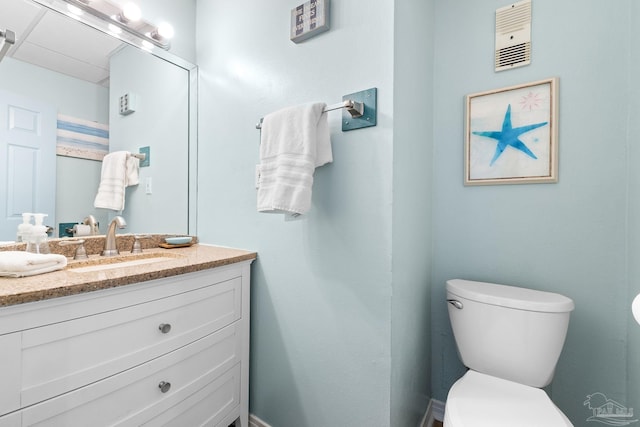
[444,370,573,427]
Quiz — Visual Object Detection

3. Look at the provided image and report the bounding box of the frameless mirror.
[0,0,197,242]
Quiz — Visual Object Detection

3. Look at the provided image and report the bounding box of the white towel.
[257,102,332,216]
[94,151,140,211]
[0,251,67,277]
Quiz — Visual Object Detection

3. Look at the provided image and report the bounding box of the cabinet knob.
[158,323,172,334]
[158,381,171,393]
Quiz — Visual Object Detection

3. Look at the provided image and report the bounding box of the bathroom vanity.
[0,244,256,427]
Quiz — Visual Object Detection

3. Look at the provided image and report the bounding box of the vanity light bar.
[33,0,171,50]
[0,29,16,63]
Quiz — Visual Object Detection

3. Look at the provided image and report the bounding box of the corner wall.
[196,0,433,425]
[391,0,434,425]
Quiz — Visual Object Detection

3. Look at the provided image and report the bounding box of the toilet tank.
[446,279,574,388]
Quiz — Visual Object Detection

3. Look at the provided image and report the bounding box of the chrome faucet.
[102,216,126,256]
[83,215,99,235]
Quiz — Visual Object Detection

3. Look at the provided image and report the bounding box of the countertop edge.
[0,245,257,307]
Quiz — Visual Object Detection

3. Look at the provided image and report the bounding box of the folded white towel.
[94,151,140,211]
[0,251,67,277]
[257,102,332,216]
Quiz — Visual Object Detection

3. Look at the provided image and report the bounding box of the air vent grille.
[495,0,531,71]
[496,42,531,69]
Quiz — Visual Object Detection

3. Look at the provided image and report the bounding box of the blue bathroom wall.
[195,0,432,425]
[431,0,634,423]
[627,0,640,417]
[391,1,434,424]
[109,46,190,235]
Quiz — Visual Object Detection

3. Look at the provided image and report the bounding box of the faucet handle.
[131,234,152,254]
[59,239,88,260]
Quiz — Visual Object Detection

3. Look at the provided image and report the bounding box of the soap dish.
[164,236,192,245]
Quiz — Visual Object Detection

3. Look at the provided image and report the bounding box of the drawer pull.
[158,381,171,393]
[158,323,172,334]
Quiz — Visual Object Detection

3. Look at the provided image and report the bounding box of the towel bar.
[255,99,364,130]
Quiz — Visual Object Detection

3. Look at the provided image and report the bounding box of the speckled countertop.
[0,236,256,307]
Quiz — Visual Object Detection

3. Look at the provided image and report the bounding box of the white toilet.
[444,279,575,426]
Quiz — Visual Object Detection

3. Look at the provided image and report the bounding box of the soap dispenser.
[27,213,50,254]
[16,212,33,243]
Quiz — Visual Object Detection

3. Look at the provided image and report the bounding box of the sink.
[67,252,183,273]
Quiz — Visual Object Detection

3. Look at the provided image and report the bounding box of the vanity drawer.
[20,276,241,407]
[0,333,21,416]
[141,364,240,427]
[21,323,242,427]
[0,411,20,427]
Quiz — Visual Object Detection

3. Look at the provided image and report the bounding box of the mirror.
[0,0,197,241]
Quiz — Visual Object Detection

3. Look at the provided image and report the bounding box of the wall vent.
[495,0,531,71]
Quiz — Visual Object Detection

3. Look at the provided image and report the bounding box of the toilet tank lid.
[446,279,575,313]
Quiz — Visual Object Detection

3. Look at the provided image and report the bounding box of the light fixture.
[107,23,122,34]
[66,4,83,16]
[121,3,141,22]
[150,22,174,43]
[37,0,174,50]
[0,29,15,64]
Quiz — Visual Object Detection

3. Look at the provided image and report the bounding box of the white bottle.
[16,213,33,243]
[30,213,50,254]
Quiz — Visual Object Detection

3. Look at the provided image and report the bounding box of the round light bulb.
[122,3,141,22]
[157,22,174,40]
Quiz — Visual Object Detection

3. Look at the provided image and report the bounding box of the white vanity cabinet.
[0,261,252,427]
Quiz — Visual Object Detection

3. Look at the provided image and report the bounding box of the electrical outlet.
[145,177,152,194]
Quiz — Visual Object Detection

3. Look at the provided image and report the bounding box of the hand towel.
[257,102,332,216]
[0,251,67,277]
[94,151,139,211]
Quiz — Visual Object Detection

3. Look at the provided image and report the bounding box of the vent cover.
[495,0,531,71]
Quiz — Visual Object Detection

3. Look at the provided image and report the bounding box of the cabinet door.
[21,323,241,427]
[21,276,241,407]
[0,333,21,416]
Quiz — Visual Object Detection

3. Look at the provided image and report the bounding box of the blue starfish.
[473,104,548,166]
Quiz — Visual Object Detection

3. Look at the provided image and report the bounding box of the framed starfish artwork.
[465,78,558,185]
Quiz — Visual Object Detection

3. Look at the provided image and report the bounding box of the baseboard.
[251,403,443,427]
[420,399,445,427]
[419,400,433,427]
[431,399,445,422]
[249,414,272,427]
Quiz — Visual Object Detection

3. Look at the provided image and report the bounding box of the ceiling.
[0,0,124,86]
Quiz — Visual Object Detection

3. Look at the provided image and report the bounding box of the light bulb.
[122,3,141,22]
[157,22,174,40]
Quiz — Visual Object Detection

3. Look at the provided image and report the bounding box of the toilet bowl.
[444,279,575,427]
[444,371,572,426]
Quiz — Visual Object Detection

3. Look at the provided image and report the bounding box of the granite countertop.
[0,243,256,307]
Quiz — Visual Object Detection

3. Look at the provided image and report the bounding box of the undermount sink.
[67,252,184,273]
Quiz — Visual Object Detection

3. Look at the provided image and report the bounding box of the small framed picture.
[465,78,558,185]
[290,0,330,43]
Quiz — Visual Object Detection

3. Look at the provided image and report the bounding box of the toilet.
[444,279,575,426]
